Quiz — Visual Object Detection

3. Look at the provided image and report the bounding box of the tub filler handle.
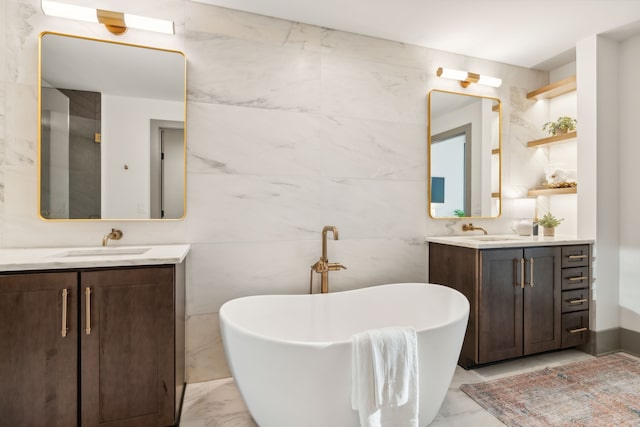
[309,258,347,293]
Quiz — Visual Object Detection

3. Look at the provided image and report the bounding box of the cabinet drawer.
[562,311,589,348]
[562,267,589,290]
[562,289,589,313]
[561,245,590,268]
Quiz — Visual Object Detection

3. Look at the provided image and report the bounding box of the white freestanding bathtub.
[219,283,469,427]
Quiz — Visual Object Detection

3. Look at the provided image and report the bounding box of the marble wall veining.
[1,0,547,381]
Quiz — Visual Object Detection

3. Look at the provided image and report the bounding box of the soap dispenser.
[516,220,533,236]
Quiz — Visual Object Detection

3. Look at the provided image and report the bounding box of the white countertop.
[0,244,191,272]
[425,234,594,249]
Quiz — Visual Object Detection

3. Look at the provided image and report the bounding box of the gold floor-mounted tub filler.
[309,226,346,293]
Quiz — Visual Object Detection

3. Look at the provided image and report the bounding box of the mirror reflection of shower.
[40,86,185,219]
[41,87,101,219]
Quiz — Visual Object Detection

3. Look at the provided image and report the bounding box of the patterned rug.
[460,353,640,426]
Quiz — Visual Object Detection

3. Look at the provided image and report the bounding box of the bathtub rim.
[219,282,470,348]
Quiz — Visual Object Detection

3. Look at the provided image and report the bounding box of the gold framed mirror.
[38,32,186,220]
[428,89,501,219]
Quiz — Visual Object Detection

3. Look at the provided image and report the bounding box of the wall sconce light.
[436,67,502,88]
[41,0,175,35]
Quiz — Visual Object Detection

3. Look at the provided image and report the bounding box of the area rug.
[460,353,640,426]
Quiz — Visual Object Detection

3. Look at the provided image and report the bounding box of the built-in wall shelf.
[527,186,577,197]
[527,131,577,148]
[527,76,576,100]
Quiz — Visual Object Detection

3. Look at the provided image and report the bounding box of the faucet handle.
[110,228,123,240]
[311,258,328,273]
[328,262,346,271]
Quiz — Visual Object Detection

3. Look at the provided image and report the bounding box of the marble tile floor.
[179,349,596,427]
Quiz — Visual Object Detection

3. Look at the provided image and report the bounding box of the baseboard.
[580,328,640,357]
[620,328,640,356]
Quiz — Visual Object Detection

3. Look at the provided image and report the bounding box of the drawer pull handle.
[61,288,68,338]
[85,287,92,335]
[568,276,588,281]
[568,254,588,260]
[529,258,534,288]
[568,298,588,304]
[568,327,588,334]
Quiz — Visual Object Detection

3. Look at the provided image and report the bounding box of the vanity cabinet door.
[479,248,524,364]
[522,246,562,355]
[80,266,176,427]
[0,272,78,427]
[479,247,561,363]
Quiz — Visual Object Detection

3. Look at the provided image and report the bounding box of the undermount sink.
[53,247,151,257]
[466,236,526,241]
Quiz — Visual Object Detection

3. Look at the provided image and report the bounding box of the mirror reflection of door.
[431,124,471,217]
[150,121,184,219]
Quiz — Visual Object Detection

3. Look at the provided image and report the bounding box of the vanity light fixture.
[436,67,502,88]
[41,0,175,35]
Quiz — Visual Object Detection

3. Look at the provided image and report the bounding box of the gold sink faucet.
[310,226,346,293]
[102,228,123,246]
[462,223,488,235]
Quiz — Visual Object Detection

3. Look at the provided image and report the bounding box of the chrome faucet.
[310,226,346,293]
[462,223,488,235]
[102,228,123,246]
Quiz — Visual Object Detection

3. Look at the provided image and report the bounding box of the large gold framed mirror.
[428,89,501,219]
[38,32,186,220]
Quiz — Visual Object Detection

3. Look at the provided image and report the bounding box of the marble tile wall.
[1,0,547,382]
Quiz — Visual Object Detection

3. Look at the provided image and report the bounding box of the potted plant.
[538,212,564,236]
[543,116,577,136]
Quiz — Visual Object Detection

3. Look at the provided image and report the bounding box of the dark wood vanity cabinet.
[429,243,590,369]
[0,264,185,427]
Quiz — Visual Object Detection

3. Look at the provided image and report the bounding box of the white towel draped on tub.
[351,326,419,427]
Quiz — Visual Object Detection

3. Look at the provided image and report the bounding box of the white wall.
[577,35,621,332]
[101,95,183,218]
[1,0,550,382]
[618,34,640,333]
